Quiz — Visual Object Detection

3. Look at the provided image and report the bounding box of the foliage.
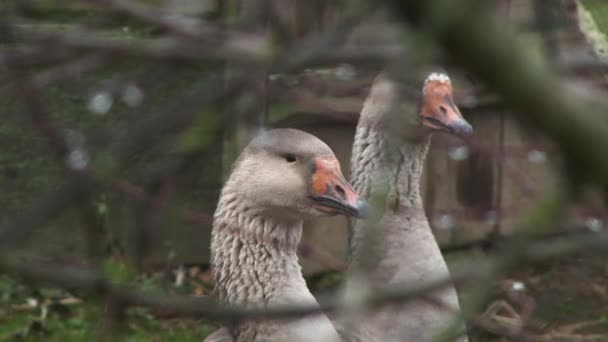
[582,0,608,35]
[0,260,217,341]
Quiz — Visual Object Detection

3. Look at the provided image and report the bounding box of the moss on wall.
[1,56,224,266]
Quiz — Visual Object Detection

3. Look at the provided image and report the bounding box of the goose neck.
[351,126,430,211]
[211,195,306,305]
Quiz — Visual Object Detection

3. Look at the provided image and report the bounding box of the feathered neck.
[342,73,467,342]
[348,122,431,266]
[211,187,305,305]
[350,125,430,212]
[210,185,342,342]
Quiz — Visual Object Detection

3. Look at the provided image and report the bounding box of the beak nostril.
[334,185,346,199]
[439,106,448,116]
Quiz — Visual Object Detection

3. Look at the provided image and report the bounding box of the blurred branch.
[2,222,608,323]
[0,175,93,247]
[441,226,594,254]
[31,54,104,87]
[112,179,213,225]
[0,249,478,322]
[90,0,222,39]
[14,25,271,64]
[4,1,608,340]
[390,0,608,187]
[0,0,380,248]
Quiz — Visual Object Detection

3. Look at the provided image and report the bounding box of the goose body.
[205,129,365,342]
[346,72,471,341]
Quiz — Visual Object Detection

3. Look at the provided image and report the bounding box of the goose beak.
[310,157,368,218]
[420,85,473,137]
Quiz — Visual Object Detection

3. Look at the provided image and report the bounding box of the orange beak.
[309,157,368,218]
[420,81,473,136]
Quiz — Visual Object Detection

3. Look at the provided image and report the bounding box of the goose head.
[226,128,367,221]
[367,70,473,141]
[418,72,473,137]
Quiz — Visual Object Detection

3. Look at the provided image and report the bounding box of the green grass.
[3,252,608,341]
[582,0,608,35]
[0,302,215,341]
[0,264,217,341]
[0,263,346,341]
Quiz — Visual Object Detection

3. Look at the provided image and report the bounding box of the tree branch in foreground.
[391,0,608,188]
[1,227,607,324]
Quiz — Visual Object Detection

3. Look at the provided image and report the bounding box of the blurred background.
[1,0,608,340]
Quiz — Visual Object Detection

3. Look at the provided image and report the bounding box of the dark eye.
[284,154,296,163]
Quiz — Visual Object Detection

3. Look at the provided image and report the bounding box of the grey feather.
[208,129,342,342]
[345,74,468,342]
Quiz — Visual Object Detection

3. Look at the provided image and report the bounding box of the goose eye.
[284,154,297,163]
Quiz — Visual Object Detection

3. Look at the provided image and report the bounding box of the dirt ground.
[468,251,608,341]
